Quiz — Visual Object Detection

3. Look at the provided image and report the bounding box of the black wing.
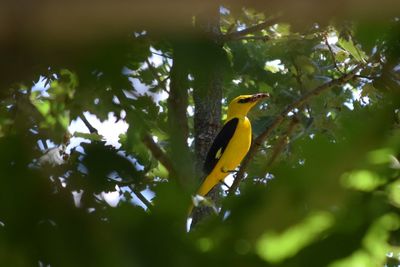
[203,118,239,175]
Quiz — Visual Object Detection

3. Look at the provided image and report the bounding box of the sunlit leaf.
[367,148,394,165]
[338,38,367,62]
[341,170,386,192]
[388,180,400,208]
[256,212,334,263]
[32,99,50,116]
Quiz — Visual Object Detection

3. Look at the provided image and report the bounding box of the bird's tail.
[188,173,219,216]
[188,203,194,217]
[196,173,218,197]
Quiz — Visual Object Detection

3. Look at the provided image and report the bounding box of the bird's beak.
[250,93,270,102]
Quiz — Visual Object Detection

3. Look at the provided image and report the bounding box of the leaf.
[341,170,387,192]
[32,99,50,116]
[264,60,284,73]
[361,83,376,97]
[256,212,334,263]
[336,50,349,62]
[73,132,104,141]
[338,38,367,62]
[294,55,317,75]
[57,112,70,130]
[355,21,391,52]
[258,82,273,93]
[274,23,291,36]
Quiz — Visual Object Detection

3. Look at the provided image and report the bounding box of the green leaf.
[57,112,70,129]
[257,212,334,263]
[338,38,367,62]
[258,82,273,93]
[355,21,390,52]
[341,170,386,192]
[361,83,376,98]
[73,132,104,141]
[32,99,50,116]
[294,55,317,74]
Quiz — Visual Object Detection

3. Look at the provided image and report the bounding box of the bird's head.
[227,93,269,119]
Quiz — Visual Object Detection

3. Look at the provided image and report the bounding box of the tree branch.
[104,177,153,211]
[265,116,299,167]
[151,51,172,59]
[129,185,153,211]
[235,35,271,41]
[142,133,176,175]
[166,44,194,191]
[40,139,48,150]
[222,16,280,42]
[228,63,364,196]
[80,114,98,134]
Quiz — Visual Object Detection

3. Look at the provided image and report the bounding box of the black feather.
[203,118,239,175]
[238,97,251,103]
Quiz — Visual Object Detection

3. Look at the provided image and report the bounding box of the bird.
[190,93,269,214]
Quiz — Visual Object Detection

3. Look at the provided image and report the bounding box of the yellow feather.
[190,93,269,216]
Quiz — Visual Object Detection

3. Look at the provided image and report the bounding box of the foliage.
[0,3,400,267]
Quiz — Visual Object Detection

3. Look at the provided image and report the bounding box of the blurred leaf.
[31,99,51,116]
[355,21,391,52]
[367,148,394,165]
[294,55,317,75]
[0,5,399,267]
[388,180,400,208]
[341,170,387,192]
[256,212,334,263]
[73,132,103,141]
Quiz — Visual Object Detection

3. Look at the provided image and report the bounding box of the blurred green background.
[0,1,399,266]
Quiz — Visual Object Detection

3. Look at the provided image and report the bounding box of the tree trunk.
[167,42,194,191]
[190,4,225,229]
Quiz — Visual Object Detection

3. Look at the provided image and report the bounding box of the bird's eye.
[238,98,250,103]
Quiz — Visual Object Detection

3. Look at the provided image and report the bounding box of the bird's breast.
[221,117,252,170]
[234,117,252,150]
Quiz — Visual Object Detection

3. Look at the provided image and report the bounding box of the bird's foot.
[221,167,238,174]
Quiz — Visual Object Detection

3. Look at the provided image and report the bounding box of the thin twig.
[105,177,153,211]
[225,21,237,34]
[265,116,300,167]
[292,58,306,91]
[222,16,280,42]
[80,114,98,134]
[40,139,48,150]
[142,133,176,175]
[106,177,136,186]
[129,185,153,211]
[292,57,314,116]
[228,63,364,196]
[235,36,271,41]
[151,51,172,59]
[324,35,343,74]
[354,74,377,80]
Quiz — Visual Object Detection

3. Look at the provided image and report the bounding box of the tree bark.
[167,43,194,191]
[190,4,225,229]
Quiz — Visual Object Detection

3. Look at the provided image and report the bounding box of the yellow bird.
[191,93,269,212]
